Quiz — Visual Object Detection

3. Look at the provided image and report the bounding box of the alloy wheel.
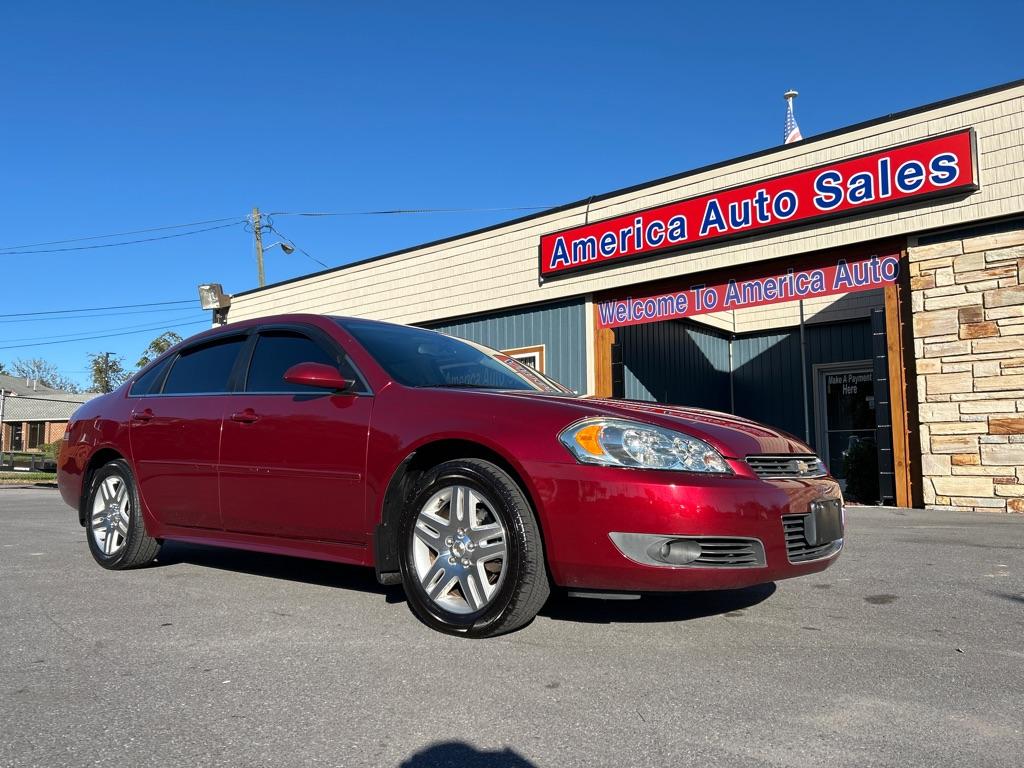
[410,484,508,614]
[90,475,130,556]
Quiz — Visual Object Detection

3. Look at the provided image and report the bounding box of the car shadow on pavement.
[399,742,536,767]
[153,541,408,604]
[150,541,776,623]
[540,582,777,624]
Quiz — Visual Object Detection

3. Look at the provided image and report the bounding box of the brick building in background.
[0,374,96,453]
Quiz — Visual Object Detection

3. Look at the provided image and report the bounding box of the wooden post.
[593,302,615,398]
[884,275,913,507]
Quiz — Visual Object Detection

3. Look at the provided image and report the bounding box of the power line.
[0,310,203,344]
[0,221,244,256]
[0,299,195,319]
[0,305,208,325]
[265,223,329,269]
[267,205,555,217]
[0,216,241,251]
[0,205,554,254]
[0,319,209,351]
[0,205,554,257]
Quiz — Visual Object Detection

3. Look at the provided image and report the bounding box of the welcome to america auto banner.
[596,254,900,328]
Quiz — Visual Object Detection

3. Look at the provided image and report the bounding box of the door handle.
[230,409,260,424]
[131,409,154,422]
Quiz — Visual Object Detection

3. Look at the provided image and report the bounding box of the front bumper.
[528,460,843,592]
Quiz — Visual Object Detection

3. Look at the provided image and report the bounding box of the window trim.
[126,323,374,399]
[148,331,252,397]
[501,344,546,373]
[128,355,174,398]
[238,323,373,397]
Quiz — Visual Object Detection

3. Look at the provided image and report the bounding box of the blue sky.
[1,0,1021,388]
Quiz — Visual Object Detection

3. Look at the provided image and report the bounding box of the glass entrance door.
[814,363,876,488]
[10,423,24,452]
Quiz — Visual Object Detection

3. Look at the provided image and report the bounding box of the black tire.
[398,458,550,638]
[85,459,160,570]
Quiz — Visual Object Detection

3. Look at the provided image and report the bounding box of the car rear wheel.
[86,459,160,570]
[398,458,549,638]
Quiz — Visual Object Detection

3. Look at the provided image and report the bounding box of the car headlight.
[558,418,732,473]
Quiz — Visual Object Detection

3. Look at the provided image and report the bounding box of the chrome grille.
[746,454,826,479]
[782,514,842,563]
[690,538,766,568]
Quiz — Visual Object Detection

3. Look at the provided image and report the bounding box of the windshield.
[336,318,574,394]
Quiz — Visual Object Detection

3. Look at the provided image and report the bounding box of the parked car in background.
[58,315,843,637]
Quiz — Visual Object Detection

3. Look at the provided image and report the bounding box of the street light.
[264,241,295,255]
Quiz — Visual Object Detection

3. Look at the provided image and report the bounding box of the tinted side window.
[129,356,172,396]
[246,331,357,393]
[161,336,246,395]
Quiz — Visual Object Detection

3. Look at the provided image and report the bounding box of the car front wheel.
[86,459,160,570]
[398,458,549,638]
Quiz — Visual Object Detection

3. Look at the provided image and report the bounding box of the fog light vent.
[609,532,767,569]
[652,539,702,565]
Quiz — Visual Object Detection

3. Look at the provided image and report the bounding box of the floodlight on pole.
[197,283,232,325]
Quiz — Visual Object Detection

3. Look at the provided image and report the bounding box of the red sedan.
[58,314,844,637]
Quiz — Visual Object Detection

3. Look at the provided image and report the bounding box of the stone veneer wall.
[909,225,1024,513]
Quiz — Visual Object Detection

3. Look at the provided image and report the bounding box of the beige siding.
[228,85,1024,326]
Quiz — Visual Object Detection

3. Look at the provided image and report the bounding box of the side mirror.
[283,362,355,393]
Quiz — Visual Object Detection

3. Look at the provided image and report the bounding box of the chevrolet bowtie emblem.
[794,460,809,474]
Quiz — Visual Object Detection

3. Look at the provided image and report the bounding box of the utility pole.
[0,388,6,462]
[251,206,266,288]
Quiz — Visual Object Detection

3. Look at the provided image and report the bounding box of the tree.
[11,358,81,393]
[0,361,8,376]
[136,331,182,369]
[87,352,129,394]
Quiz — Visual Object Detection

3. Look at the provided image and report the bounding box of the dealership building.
[223,79,1024,514]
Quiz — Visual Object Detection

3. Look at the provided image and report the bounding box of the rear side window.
[161,336,246,395]
[129,357,172,396]
[245,330,358,393]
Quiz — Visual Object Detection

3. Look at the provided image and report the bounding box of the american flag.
[784,91,802,144]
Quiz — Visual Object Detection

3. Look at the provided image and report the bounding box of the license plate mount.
[805,499,843,546]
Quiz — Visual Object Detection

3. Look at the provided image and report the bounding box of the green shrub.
[41,440,62,460]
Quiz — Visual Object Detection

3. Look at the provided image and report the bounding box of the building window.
[27,422,47,450]
[501,345,546,373]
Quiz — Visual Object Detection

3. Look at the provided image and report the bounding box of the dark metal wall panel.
[617,320,731,410]
[732,319,874,448]
[731,330,805,440]
[426,299,588,394]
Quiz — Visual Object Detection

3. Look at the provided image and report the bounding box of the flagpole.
[783,89,801,145]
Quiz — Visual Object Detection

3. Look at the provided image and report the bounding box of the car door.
[217,325,373,544]
[128,333,247,529]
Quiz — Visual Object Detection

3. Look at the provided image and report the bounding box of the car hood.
[487,391,813,458]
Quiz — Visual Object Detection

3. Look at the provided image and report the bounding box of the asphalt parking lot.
[1,487,1022,768]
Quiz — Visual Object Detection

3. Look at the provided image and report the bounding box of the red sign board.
[596,254,900,329]
[540,130,977,278]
